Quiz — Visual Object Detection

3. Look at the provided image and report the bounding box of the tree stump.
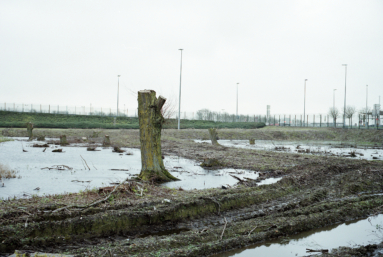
[26,122,34,140]
[249,138,255,145]
[138,90,179,182]
[60,135,69,145]
[200,158,221,167]
[208,128,220,146]
[103,135,111,146]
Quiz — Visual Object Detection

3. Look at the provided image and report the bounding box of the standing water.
[214,215,383,257]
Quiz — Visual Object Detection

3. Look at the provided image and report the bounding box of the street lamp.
[366,84,368,127]
[303,79,307,126]
[342,64,347,127]
[236,83,239,122]
[333,89,337,109]
[117,75,121,116]
[178,49,183,130]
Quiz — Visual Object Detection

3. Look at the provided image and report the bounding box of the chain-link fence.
[1,102,381,129]
[0,102,137,117]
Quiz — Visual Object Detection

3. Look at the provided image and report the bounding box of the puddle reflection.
[214,215,383,257]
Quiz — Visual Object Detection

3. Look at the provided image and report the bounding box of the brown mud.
[1,128,383,256]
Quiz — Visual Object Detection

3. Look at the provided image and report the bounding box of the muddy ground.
[1,127,383,256]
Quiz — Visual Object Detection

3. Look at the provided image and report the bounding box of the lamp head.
[342,64,347,66]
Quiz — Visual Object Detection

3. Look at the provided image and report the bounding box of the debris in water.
[33,143,49,147]
[113,146,125,153]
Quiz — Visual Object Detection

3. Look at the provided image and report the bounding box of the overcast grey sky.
[1,0,382,115]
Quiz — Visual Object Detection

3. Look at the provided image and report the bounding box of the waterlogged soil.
[0,139,263,199]
[195,139,383,160]
[0,128,383,256]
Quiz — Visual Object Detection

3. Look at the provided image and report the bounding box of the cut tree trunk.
[138,90,179,182]
[249,138,255,145]
[103,135,111,146]
[208,128,220,146]
[60,135,69,145]
[26,122,34,140]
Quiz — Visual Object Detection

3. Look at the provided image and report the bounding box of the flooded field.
[1,129,382,257]
[195,139,383,160]
[0,138,271,199]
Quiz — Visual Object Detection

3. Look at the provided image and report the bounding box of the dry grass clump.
[0,164,18,179]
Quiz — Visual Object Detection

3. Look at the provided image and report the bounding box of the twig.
[18,208,32,216]
[230,174,244,182]
[220,217,227,240]
[91,162,97,170]
[306,249,328,253]
[248,226,257,237]
[52,180,126,213]
[80,155,91,170]
[80,158,87,170]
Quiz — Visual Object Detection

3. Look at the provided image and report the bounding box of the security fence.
[0,102,381,129]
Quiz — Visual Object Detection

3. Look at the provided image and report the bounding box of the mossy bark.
[26,122,33,140]
[60,135,68,145]
[138,90,179,182]
[208,128,220,146]
[103,135,111,146]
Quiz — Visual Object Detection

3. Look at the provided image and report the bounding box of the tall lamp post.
[117,75,121,116]
[366,84,368,127]
[342,64,347,128]
[333,89,337,109]
[177,49,183,130]
[236,83,239,122]
[303,79,307,126]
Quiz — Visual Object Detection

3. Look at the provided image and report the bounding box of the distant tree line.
[195,109,260,122]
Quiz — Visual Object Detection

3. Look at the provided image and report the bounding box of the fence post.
[320,115,321,127]
[368,114,369,129]
[295,115,296,126]
[14,103,15,111]
[313,115,315,127]
[358,114,360,129]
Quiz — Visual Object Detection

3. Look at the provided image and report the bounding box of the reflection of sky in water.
[195,140,383,160]
[0,138,279,199]
[215,214,383,257]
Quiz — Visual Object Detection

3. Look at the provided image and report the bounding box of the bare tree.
[328,107,340,127]
[345,106,356,127]
[160,97,176,121]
